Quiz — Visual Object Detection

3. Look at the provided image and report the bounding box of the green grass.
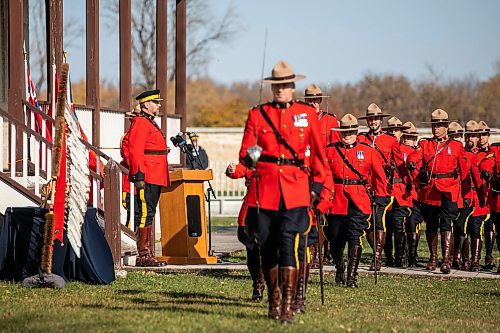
[0,271,498,333]
[209,216,237,227]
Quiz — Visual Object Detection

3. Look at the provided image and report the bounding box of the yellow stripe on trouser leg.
[122,192,127,208]
[294,233,300,269]
[139,188,148,228]
[381,196,395,232]
[306,246,311,264]
[463,209,474,234]
[360,231,366,250]
[480,214,490,240]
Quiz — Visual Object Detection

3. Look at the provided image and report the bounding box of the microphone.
[177,131,195,136]
[170,135,186,147]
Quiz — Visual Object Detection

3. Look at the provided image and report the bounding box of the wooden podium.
[157,169,217,264]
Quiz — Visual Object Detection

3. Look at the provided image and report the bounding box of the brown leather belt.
[144,149,168,155]
[334,178,367,185]
[431,171,457,179]
[259,155,304,167]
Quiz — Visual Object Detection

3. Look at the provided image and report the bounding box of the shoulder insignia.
[358,141,371,147]
[492,142,500,147]
[485,153,494,159]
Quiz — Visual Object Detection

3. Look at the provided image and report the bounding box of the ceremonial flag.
[26,67,53,142]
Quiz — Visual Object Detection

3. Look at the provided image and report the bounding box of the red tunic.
[227,163,254,226]
[399,143,419,201]
[321,141,388,215]
[391,141,413,207]
[128,114,170,186]
[479,144,500,212]
[357,131,398,194]
[461,148,479,210]
[317,111,340,147]
[407,137,468,206]
[473,146,493,215]
[239,101,328,210]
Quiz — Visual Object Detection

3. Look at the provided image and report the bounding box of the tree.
[103,0,238,89]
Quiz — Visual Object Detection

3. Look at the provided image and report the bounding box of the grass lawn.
[0,270,498,333]
[210,216,237,227]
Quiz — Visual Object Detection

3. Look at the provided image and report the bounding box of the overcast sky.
[61,0,500,88]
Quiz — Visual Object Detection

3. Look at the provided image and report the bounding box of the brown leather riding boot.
[293,261,309,314]
[367,230,375,250]
[384,231,394,267]
[346,244,362,288]
[452,235,464,269]
[280,267,297,324]
[136,225,166,267]
[470,238,482,272]
[425,232,438,271]
[369,231,385,271]
[407,232,418,267]
[440,231,452,274]
[461,238,470,271]
[394,232,406,268]
[248,260,265,301]
[264,266,281,320]
[331,247,345,286]
[484,231,495,269]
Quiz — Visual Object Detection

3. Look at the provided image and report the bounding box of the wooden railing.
[1,102,137,266]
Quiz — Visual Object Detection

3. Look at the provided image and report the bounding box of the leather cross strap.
[423,139,451,168]
[258,106,301,165]
[360,132,390,165]
[334,144,366,184]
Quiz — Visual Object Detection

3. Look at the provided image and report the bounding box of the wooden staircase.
[0,102,137,267]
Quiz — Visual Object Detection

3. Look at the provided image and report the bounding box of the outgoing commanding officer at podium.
[128,89,170,267]
[239,60,328,323]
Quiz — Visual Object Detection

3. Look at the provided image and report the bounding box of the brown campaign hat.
[382,116,411,131]
[478,121,492,134]
[358,103,391,119]
[447,121,464,136]
[464,120,481,134]
[302,83,330,99]
[422,109,454,124]
[402,121,419,135]
[332,113,359,131]
[262,60,305,84]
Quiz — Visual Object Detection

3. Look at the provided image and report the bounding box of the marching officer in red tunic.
[128,89,170,267]
[225,162,264,301]
[239,60,328,323]
[399,122,424,267]
[451,120,480,270]
[357,103,397,271]
[406,109,468,274]
[320,114,389,288]
[479,139,500,273]
[302,84,338,269]
[381,117,412,268]
[469,121,495,270]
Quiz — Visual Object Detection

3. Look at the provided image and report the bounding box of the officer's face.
[272,83,295,103]
[341,130,357,145]
[465,134,479,149]
[402,135,417,146]
[307,98,322,113]
[367,117,382,132]
[388,128,403,140]
[478,133,490,147]
[449,134,463,142]
[144,100,161,116]
[432,123,447,139]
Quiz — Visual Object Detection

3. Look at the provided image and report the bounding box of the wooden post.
[157,0,168,136]
[9,0,24,171]
[104,160,121,267]
[119,0,132,131]
[86,0,100,147]
[46,0,63,93]
[175,0,186,133]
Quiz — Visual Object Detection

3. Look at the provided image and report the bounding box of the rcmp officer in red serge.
[239,60,328,323]
[381,117,412,268]
[479,136,500,273]
[469,121,495,270]
[399,122,424,267]
[357,103,397,271]
[302,84,338,269]
[406,109,468,274]
[320,114,388,288]
[128,89,170,267]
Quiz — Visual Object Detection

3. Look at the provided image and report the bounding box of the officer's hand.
[310,191,320,210]
[135,181,145,190]
[481,170,492,181]
[226,162,236,175]
[407,162,417,171]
